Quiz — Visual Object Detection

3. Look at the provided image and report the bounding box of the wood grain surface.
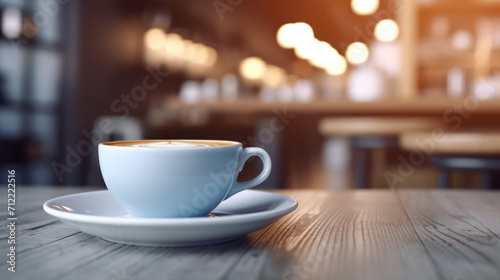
[397,190,500,279]
[1,187,499,280]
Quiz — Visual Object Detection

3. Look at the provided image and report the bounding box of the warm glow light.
[193,45,217,68]
[374,19,399,42]
[294,22,314,41]
[165,33,185,57]
[277,23,296,49]
[263,65,285,87]
[61,206,74,212]
[183,39,193,51]
[294,38,320,60]
[277,22,314,49]
[2,7,22,39]
[239,57,266,80]
[325,55,347,76]
[351,0,379,16]
[197,45,209,63]
[144,28,166,50]
[346,42,369,65]
[145,31,218,72]
[309,41,338,68]
[201,47,217,67]
[186,42,202,62]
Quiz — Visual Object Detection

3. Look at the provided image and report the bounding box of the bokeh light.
[294,22,314,41]
[277,23,296,48]
[144,28,166,50]
[186,42,202,62]
[351,0,379,16]
[196,45,209,64]
[374,19,399,42]
[239,57,266,80]
[346,42,369,65]
[201,47,218,67]
[165,33,185,58]
[277,22,345,75]
[263,65,286,88]
[309,41,338,69]
[451,30,472,51]
[277,22,314,49]
[1,7,22,39]
[325,55,347,76]
[294,38,319,60]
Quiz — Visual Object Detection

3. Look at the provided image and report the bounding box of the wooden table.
[1,187,500,280]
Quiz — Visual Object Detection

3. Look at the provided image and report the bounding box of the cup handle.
[224,147,272,200]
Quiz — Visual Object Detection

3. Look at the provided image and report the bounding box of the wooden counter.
[163,96,500,116]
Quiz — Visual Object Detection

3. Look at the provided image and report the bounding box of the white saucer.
[43,190,297,247]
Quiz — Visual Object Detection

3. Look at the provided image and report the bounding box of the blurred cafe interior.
[1,0,500,190]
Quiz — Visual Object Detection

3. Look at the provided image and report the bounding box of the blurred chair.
[319,117,443,189]
[400,132,500,189]
[86,116,143,185]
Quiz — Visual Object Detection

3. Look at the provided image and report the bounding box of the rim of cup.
[99,139,241,149]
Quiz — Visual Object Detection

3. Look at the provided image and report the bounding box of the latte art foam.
[102,140,235,148]
[131,141,211,148]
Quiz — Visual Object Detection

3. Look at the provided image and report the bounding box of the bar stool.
[400,132,500,189]
[319,117,443,189]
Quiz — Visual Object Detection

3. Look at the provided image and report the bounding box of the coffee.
[102,140,235,148]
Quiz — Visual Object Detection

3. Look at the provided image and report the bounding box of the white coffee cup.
[98,140,271,218]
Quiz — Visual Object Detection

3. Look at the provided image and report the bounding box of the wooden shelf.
[163,96,500,116]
